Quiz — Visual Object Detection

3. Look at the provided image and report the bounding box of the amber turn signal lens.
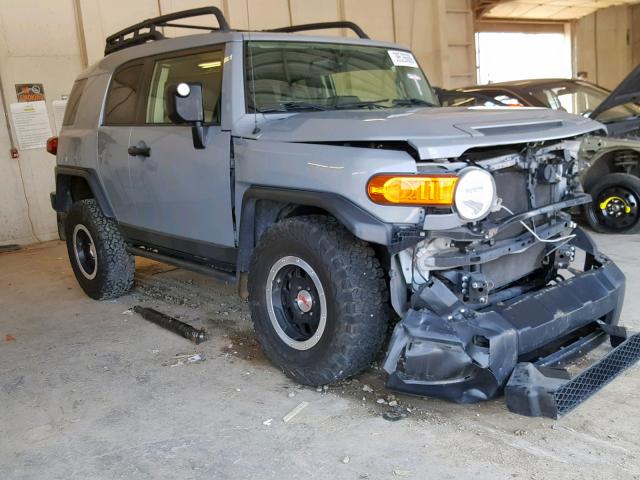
[367,174,458,206]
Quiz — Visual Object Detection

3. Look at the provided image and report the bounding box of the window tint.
[63,78,87,126]
[104,63,144,125]
[146,50,224,124]
[528,82,640,121]
[440,93,499,107]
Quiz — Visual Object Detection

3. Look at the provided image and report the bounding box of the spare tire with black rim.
[585,173,640,234]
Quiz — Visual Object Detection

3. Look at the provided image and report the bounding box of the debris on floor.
[133,305,207,344]
[4,334,16,343]
[282,401,309,423]
[161,352,206,367]
[382,406,409,422]
[262,418,273,426]
[393,469,412,477]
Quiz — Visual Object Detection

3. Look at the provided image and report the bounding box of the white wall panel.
[0,0,84,244]
[0,0,477,245]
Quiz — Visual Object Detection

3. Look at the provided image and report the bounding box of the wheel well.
[55,175,94,211]
[70,176,93,202]
[238,198,387,274]
[583,149,640,191]
[53,171,115,217]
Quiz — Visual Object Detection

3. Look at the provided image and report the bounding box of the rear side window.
[63,78,87,126]
[104,63,144,125]
[145,49,224,125]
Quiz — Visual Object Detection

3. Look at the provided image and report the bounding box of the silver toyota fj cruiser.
[49,7,638,418]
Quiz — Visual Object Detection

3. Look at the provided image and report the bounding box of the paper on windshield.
[387,50,418,68]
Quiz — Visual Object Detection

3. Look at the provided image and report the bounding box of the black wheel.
[585,173,640,234]
[248,215,389,386]
[65,199,135,299]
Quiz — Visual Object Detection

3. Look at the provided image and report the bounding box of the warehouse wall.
[0,0,85,244]
[0,0,474,246]
[573,4,639,90]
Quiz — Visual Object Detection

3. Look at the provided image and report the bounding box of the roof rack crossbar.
[104,6,230,56]
[265,21,369,39]
[161,22,219,31]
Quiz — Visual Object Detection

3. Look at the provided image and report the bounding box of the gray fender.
[52,165,115,218]
[237,186,394,272]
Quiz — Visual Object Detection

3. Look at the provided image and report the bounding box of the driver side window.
[145,48,224,125]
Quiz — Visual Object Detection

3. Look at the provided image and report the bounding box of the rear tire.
[585,173,640,234]
[248,215,389,386]
[65,199,135,299]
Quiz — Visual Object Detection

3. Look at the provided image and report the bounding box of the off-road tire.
[585,173,640,234]
[248,215,389,386]
[65,199,135,299]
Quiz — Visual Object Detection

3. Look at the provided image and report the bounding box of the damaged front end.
[384,140,633,417]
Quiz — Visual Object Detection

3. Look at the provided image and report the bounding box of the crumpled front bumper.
[383,230,627,414]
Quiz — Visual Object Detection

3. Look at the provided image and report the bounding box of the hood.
[590,63,640,120]
[252,106,602,159]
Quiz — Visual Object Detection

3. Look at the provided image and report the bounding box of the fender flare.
[237,186,394,272]
[52,166,115,218]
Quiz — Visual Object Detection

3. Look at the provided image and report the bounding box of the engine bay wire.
[500,205,576,244]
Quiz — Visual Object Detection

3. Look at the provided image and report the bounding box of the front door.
[127,46,236,264]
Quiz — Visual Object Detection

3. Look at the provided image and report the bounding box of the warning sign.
[15,83,45,102]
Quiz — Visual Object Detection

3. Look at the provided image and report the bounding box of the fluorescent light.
[198,61,221,69]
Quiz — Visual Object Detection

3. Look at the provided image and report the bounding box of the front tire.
[65,199,135,299]
[585,173,640,234]
[248,215,389,386]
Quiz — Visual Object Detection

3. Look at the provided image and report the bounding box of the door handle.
[128,141,151,157]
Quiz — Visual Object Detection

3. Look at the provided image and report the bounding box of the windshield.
[245,41,437,113]
[528,81,640,122]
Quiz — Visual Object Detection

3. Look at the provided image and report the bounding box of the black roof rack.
[104,8,370,56]
[104,6,230,56]
[265,21,369,39]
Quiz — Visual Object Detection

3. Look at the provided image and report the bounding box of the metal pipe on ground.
[133,306,207,344]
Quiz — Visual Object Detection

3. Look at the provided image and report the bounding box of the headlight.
[454,167,496,221]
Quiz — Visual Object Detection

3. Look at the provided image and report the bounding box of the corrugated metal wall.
[573,4,639,89]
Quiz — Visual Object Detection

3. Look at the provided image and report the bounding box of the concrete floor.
[1,233,639,480]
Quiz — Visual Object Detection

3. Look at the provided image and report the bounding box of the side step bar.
[505,333,640,418]
[128,246,236,284]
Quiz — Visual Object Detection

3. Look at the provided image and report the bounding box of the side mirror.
[167,82,207,149]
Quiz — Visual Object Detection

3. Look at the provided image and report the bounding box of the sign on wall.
[9,101,52,150]
[15,83,46,102]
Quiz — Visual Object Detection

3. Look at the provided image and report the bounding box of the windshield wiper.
[334,99,389,110]
[256,101,330,113]
[392,98,436,107]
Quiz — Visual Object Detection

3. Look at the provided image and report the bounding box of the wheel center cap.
[295,290,313,313]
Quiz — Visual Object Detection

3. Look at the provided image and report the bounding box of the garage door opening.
[476,29,572,85]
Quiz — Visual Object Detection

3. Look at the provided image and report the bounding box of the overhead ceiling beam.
[473,0,517,19]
